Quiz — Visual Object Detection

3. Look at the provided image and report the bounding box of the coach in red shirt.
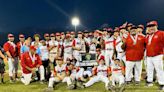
[21,46,43,85]
[3,34,18,83]
[145,21,164,90]
[123,26,145,84]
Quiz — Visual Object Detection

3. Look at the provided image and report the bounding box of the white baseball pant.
[21,73,32,85]
[85,75,109,87]
[48,76,72,87]
[125,61,142,82]
[146,55,164,85]
[8,57,18,77]
[64,53,72,63]
[111,73,125,86]
[105,50,114,66]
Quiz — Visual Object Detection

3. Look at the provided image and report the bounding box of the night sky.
[0,0,164,39]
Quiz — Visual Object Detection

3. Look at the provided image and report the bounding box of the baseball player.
[16,34,25,60]
[84,57,111,90]
[113,28,126,64]
[46,57,74,91]
[66,61,92,89]
[44,33,50,47]
[72,31,83,63]
[40,40,50,81]
[20,46,44,85]
[3,34,18,83]
[104,30,115,66]
[110,59,125,92]
[63,33,73,63]
[49,33,59,66]
[145,21,164,90]
[122,26,145,85]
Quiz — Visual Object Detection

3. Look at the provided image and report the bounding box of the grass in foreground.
[0,74,160,92]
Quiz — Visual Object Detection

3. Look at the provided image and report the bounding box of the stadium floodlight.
[71,17,80,32]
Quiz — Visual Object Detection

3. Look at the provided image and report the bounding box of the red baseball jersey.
[125,34,145,61]
[3,41,17,57]
[21,52,42,74]
[146,30,164,57]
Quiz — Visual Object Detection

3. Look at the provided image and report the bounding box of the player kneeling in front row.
[21,46,45,85]
[83,57,111,90]
[46,57,74,91]
[66,59,92,89]
[110,59,126,92]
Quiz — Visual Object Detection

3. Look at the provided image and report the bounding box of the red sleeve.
[54,67,56,73]
[21,53,26,68]
[72,39,76,47]
[107,67,111,74]
[3,43,10,52]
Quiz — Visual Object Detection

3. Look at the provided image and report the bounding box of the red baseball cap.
[127,23,133,27]
[70,31,75,35]
[55,32,60,36]
[19,34,25,38]
[147,21,158,27]
[44,33,49,37]
[30,46,37,51]
[119,26,126,30]
[78,31,83,34]
[138,24,144,29]
[50,33,55,37]
[61,32,65,35]
[8,34,14,38]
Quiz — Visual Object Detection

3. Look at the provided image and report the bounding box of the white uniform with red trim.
[104,36,115,66]
[115,36,126,62]
[110,62,125,86]
[70,67,92,81]
[84,37,91,46]
[84,65,110,88]
[48,40,59,63]
[72,38,82,62]
[48,64,72,87]
[89,43,96,54]
[63,40,73,63]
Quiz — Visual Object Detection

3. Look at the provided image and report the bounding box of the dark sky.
[0,0,164,33]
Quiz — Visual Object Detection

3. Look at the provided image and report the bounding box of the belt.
[105,49,113,50]
[50,53,57,54]
[118,51,124,53]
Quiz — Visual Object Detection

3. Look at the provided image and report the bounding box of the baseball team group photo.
[0,0,164,92]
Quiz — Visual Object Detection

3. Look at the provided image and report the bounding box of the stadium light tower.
[71,17,80,32]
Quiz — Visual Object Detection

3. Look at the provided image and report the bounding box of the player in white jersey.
[84,57,111,91]
[66,61,92,89]
[63,33,73,63]
[72,32,83,63]
[113,29,126,64]
[48,33,59,66]
[104,32,115,66]
[89,39,96,54]
[110,59,125,92]
[46,57,74,91]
